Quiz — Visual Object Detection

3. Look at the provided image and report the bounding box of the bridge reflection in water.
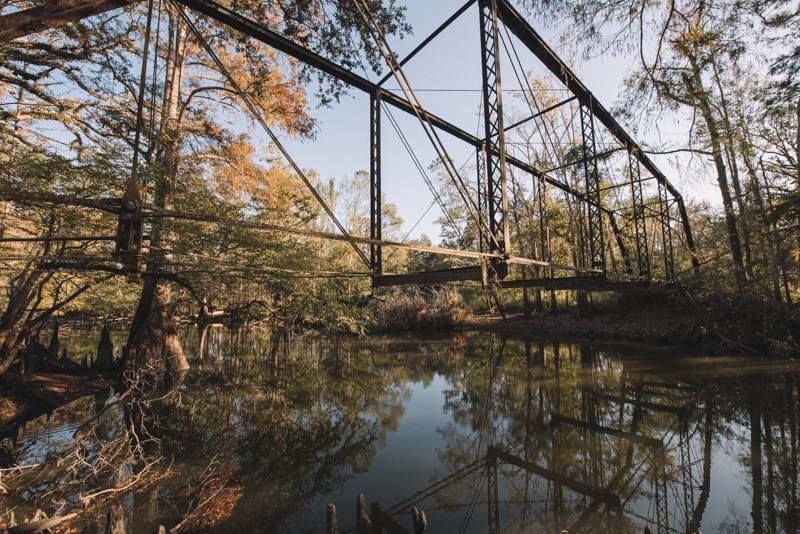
[322,336,797,534]
[3,330,798,533]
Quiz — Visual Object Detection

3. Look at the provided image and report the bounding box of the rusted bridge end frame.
[658,180,676,282]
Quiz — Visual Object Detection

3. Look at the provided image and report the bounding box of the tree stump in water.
[411,506,427,534]
[95,321,114,372]
[356,494,372,534]
[47,322,59,359]
[326,503,339,534]
[104,503,125,534]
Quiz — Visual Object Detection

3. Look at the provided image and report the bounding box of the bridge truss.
[0,0,700,293]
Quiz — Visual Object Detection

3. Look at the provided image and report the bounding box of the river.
[2,327,799,533]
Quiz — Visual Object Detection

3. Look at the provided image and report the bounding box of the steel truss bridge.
[0,0,700,293]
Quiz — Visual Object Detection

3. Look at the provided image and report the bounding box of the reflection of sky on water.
[3,330,799,533]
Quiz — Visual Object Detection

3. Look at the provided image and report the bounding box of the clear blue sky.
[275,0,720,243]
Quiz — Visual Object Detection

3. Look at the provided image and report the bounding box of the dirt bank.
[463,307,701,346]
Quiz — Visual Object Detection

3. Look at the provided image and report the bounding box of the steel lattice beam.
[476,143,488,253]
[370,91,382,275]
[478,0,510,257]
[494,0,699,271]
[628,151,650,280]
[658,180,675,281]
[579,103,605,272]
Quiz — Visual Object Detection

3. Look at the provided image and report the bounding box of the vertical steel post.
[476,143,487,253]
[676,195,701,273]
[579,101,605,272]
[658,180,675,282]
[628,151,650,280]
[608,213,632,276]
[479,0,510,257]
[370,90,382,275]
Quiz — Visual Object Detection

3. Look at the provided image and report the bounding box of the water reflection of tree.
[425,338,800,534]
[6,329,800,533]
[142,329,415,532]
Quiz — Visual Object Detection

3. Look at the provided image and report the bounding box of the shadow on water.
[2,327,800,533]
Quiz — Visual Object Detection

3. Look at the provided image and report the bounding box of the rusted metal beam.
[503,95,577,133]
[550,413,663,449]
[372,265,483,287]
[592,392,690,417]
[489,446,621,506]
[377,0,477,86]
[0,0,137,41]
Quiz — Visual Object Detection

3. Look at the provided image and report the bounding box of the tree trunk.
[122,9,188,381]
[742,151,782,302]
[686,60,747,288]
[0,270,46,375]
[713,61,754,280]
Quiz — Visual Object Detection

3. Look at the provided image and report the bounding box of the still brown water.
[3,328,800,533]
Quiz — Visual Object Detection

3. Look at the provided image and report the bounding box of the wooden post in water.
[326,503,339,534]
[411,506,427,533]
[95,320,114,371]
[104,503,126,534]
[47,322,59,358]
[356,494,373,534]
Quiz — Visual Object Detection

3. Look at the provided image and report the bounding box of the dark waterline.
[3,328,800,533]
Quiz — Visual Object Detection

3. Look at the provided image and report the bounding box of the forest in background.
[0,0,798,383]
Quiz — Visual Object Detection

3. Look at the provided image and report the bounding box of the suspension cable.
[382,148,477,264]
[175,5,371,268]
[331,10,468,251]
[382,105,466,248]
[124,0,156,207]
[349,0,499,251]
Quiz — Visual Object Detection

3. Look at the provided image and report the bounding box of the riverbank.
[465,308,697,343]
[462,304,799,357]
